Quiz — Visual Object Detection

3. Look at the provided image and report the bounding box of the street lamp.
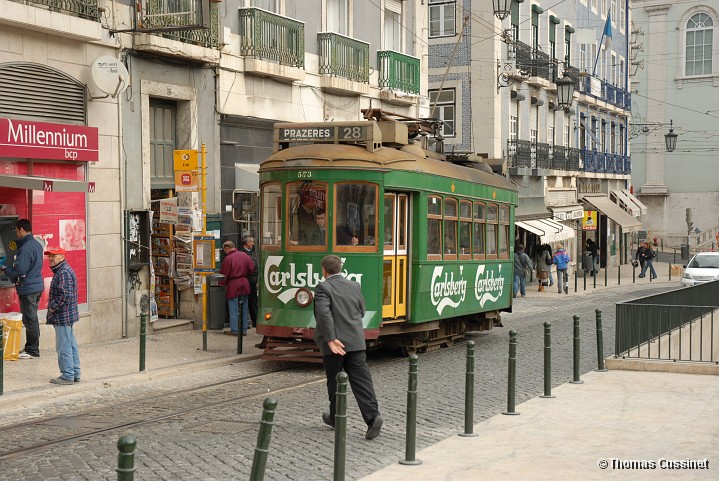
[555,75,575,109]
[492,0,511,20]
[664,119,678,152]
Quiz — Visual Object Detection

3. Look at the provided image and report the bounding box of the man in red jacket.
[220,241,256,336]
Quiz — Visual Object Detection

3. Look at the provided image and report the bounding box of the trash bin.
[1,312,22,361]
[582,251,594,272]
[207,274,226,330]
[681,244,690,260]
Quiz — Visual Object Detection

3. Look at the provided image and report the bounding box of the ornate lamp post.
[664,119,678,152]
[492,0,511,20]
[555,75,575,109]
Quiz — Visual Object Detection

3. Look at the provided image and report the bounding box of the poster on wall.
[583,211,598,231]
[58,219,86,251]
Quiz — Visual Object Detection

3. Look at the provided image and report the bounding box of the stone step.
[151,318,194,334]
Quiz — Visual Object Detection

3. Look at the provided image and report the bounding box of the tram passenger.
[291,209,326,246]
[337,225,359,245]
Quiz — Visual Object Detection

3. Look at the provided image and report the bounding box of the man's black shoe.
[365,414,383,440]
[322,412,335,429]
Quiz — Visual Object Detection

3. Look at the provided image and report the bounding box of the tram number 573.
[297,171,312,178]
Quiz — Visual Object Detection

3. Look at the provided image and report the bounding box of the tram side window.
[427,196,442,258]
[444,198,458,258]
[487,204,498,258]
[335,183,377,247]
[459,200,472,258]
[261,183,282,247]
[498,205,510,259]
[287,182,328,246]
[473,202,486,259]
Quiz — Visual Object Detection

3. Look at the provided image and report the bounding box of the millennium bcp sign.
[0,117,99,162]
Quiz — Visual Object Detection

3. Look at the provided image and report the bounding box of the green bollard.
[574,269,577,293]
[539,322,554,399]
[0,322,4,396]
[618,264,621,286]
[249,397,278,481]
[604,265,608,286]
[333,372,348,481]
[569,315,584,384]
[633,262,636,283]
[400,354,422,464]
[593,268,597,288]
[116,435,136,481]
[669,262,672,281]
[503,330,519,415]
[583,270,587,291]
[595,309,607,372]
[458,342,478,437]
[139,311,147,372]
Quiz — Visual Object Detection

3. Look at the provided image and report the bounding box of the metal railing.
[377,50,420,94]
[239,7,305,68]
[615,281,719,362]
[317,32,369,83]
[158,2,219,48]
[514,41,552,82]
[12,0,98,20]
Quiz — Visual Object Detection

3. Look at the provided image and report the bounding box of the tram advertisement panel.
[412,262,511,322]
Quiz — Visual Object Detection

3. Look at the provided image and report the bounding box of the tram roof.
[259,143,517,193]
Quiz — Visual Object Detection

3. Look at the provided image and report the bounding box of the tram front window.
[335,183,377,247]
[288,182,327,246]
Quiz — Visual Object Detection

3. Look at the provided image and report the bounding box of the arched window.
[686,13,714,76]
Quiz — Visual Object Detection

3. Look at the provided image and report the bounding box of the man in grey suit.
[314,255,383,440]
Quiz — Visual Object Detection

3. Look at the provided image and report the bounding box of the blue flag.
[603,13,612,49]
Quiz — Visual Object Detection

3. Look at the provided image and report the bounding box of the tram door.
[382,193,408,319]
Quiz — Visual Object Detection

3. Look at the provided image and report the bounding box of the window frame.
[427,195,443,260]
[286,181,329,252]
[498,205,510,259]
[684,12,715,77]
[260,182,282,252]
[458,200,472,260]
[486,203,499,260]
[333,181,379,253]
[429,0,456,38]
[443,197,458,260]
[472,201,486,260]
[428,88,456,137]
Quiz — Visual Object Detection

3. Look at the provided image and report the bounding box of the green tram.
[257,116,518,361]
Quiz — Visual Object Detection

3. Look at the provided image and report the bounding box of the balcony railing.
[11,0,98,20]
[377,50,420,94]
[514,41,555,82]
[567,146,580,171]
[549,144,566,170]
[581,150,631,174]
[580,74,631,110]
[239,7,305,68]
[507,139,531,168]
[318,32,369,83]
[157,2,219,48]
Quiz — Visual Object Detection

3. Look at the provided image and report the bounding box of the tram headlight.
[295,288,313,307]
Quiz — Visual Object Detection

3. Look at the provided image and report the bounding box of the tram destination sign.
[278,125,368,142]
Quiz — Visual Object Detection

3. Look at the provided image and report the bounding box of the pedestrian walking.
[638,242,658,279]
[513,244,532,298]
[0,219,44,359]
[553,245,571,294]
[219,241,256,336]
[535,245,552,292]
[636,242,646,270]
[239,235,259,327]
[586,238,599,275]
[314,255,383,440]
[44,247,80,385]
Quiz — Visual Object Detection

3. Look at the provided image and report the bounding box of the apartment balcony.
[377,50,420,105]
[3,0,101,40]
[514,41,553,86]
[318,32,370,96]
[579,74,632,112]
[549,144,566,170]
[238,7,305,83]
[581,150,631,174]
[566,146,580,171]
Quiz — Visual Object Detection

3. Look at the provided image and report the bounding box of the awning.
[582,194,641,232]
[516,218,576,244]
[550,204,584,221]
[515,197,550,220]
[580,117,601,148]
[0,174,89,193]
[610,189,647,217]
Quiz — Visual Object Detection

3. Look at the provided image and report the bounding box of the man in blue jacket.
[0,219,44,358]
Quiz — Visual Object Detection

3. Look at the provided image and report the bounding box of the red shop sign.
[0,117,99,162]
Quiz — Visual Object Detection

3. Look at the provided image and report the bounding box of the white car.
[681,252,719,287]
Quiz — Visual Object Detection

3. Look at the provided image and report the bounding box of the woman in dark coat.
[636,243,646,270]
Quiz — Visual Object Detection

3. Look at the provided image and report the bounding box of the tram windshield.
[288,182,328,246]
[335,183,377,246]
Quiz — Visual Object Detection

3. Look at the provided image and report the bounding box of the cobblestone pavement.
[0,282,674,481]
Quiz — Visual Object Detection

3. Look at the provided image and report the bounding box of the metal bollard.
[116,435,137,481]
[673,248,677,265]
[540,322,554,399]
[633,263,636,283]
[400,354,422,464]
[333,372,348,481]
[583,269,587,291]
[574,269,578,293]
[595,310,607,372]
[237,323,244,355]
[459,342,478,437]
[249,398,278,481]
[503,330,520,415]
[139,311,147,372]
[669,262,672,281]
[569,315,584,384]
[593,268,597,288]
[604,265,608,286]
[617,264,621,286]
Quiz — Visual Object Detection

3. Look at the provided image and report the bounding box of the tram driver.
[291,209,326,246]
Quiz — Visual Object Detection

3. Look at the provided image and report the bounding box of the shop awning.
[550,204,584,221]
[582,194,641,232]
[516,218,576,244]
[610,189,647,217]
[515,197,550,220]
[0,174,89,193]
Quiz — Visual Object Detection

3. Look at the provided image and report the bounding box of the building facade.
[630,0,719,249]
[428,0,640,268]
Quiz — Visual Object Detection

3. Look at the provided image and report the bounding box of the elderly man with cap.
[45,247,81,385]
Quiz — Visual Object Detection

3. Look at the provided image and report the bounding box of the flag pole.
[591,11,611,77]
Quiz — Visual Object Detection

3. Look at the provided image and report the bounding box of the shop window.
[472,202,485,258]
[487,204,498,258]
[287,182,328,248]
[334,182,377,250]
[261,183,282,248]
[444,198,458,259]
[427,196,442,259]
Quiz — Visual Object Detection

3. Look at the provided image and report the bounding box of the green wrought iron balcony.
[377,50,420,95]
[11,0,98,20]
[239,7,305,68]
[317,32,369,83]
[155,2,219,48]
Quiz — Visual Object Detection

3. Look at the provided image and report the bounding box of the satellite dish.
[90,56,130,98]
